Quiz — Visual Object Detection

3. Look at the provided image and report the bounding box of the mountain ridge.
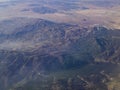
[0,18,120,90]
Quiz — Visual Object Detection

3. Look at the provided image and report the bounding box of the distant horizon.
[0,0,16,2]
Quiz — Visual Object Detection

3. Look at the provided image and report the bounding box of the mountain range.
[0,18,120,90]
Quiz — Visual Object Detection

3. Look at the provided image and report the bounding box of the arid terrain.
[0,0,120,28]
[0,0,120,90]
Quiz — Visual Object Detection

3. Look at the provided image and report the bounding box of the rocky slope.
[0,18,120,90]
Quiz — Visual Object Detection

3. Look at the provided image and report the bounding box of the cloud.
[0,40,36,51]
